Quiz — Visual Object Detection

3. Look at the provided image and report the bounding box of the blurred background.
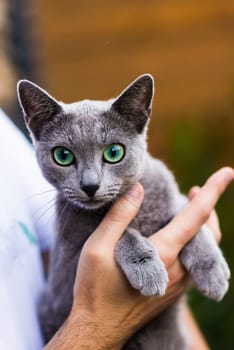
[0,0,233,348]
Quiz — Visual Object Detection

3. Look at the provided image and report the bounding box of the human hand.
[57,167,234,350]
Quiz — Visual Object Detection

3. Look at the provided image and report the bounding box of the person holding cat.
[16,75,233,349]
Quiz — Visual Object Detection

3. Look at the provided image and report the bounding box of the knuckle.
[198,205,210,222]
[174,224,191,249]
[83,244,105,265]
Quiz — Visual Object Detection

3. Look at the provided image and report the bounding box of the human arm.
[182,304,210,350]
[178,185,223,350]
[44,167,234,350]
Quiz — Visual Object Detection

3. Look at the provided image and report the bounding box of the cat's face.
[17,75,154,210]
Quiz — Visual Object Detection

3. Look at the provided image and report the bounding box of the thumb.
[90,182,144,247]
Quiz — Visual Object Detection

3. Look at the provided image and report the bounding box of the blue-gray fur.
[17,75,230,349]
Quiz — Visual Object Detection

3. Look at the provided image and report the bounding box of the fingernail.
[126,183,142,200]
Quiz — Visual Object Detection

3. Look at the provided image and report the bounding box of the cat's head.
[17,74,154,210]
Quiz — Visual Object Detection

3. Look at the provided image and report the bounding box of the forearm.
[43,312,122,350]
[44,305,209,350]
[182,304,210,350]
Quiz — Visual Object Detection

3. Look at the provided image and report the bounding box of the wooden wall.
[38,0,234,121]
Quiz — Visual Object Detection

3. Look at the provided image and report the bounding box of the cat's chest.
[56,200,107,248]
[132,205,172,238]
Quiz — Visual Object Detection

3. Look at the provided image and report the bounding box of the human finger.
[167,259,187,288]
[88,182,144,247]
[189,186,221,243]
[151,167,234,265]
[206,210,222,243]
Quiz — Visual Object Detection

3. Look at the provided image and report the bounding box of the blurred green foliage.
[156,110,234,350]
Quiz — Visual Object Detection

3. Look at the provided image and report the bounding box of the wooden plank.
[38,0,234,118]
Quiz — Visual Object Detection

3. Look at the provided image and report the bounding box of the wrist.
[71,311,123,350]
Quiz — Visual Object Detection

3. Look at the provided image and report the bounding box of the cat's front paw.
[191,253,230,301]
[115,233,168,297]
[126,253,168,296]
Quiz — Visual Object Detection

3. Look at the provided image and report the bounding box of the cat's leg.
[39,268,75,343]
[39,289,61,343]
[123,301,188,350]
[180,224,230,301]
[115,228,168,296]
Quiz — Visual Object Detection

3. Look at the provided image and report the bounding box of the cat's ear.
[112,74,154,133]
[17,80,62,139]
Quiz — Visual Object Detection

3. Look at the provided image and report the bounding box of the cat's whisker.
[59,201,70,218]
[23,188,56,201]
[59,202,72,236]
[31,197,57,220]
[33,199,57,226]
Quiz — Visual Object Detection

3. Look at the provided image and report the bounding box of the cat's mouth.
[63,190,118,210]
[78,198,110,210]
[67,196,112,210]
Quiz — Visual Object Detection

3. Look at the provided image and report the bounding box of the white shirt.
[0,109,56,350]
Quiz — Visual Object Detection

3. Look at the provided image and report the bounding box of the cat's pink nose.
[81,184,99,197]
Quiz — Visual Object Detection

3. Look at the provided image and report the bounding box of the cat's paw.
[116,245,168,296]
[191,254,230,301]
[115,229,169,296]
[126,253,169,296]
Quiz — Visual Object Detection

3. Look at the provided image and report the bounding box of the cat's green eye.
[53,147,75,166]
[103,144,125,163]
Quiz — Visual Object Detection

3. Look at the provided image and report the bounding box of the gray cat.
[17,75,230,349]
